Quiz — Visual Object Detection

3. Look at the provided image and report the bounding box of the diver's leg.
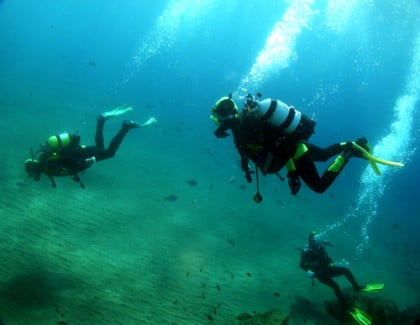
[95,115,106,149]
[317,271,348,308]
[306,142,343,162]
[307,138,370,162]
[294,154,323,192]
[295,151,348,193]
[97,120,138,161]
[329,266,363,291]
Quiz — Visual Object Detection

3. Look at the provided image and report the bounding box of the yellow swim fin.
[362,283,384,292]
[348,307,372,325]
[352,142,404,175]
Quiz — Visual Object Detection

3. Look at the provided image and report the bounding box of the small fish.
[186,271,191,277]
[57,322,67,325]
[200,266,203,272]
[201,283,206,289]
[213,306,217,315]
[165,194,178,202]
[216,284,221,292]
[226,238,235,247]
[207,314,214,321]
[273,292,280,297]
[245,272,252,277]
[216,303,222,309]
[173,299,178,304]
[230,272,234,279]
[186,178,198,186]
[201,292,206,299]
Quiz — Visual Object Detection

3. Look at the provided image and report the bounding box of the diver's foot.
[354,284,365,292]
[122,120,140,130]
[343,137,370,159]
[97,114,106,124]
[355,137,369,152]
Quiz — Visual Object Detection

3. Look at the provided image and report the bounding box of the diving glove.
[85,156,96,168]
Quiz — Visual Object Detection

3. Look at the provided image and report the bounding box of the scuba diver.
[24,105,157,188]
[210,93,404,201]
[300,231,384,325]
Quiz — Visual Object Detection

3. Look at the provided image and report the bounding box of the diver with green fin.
[210,93,404,202]
[24,105,157,188]
[300,231,384,325]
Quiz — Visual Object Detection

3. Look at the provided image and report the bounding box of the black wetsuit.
[294,142,347,193]
[300,244,361,307]
[40,117,132,176]
[215,111,348,193]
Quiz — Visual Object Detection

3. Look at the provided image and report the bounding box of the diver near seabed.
[300,231,384,325]
[210,93,404,202]
[24,105,157,188]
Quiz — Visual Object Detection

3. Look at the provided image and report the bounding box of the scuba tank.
[46,132,80,151]
[245,94,316,141]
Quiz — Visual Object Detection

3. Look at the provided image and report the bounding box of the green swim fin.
[348,307,372,325]
[352,142,404,176]
[362,283,384,292]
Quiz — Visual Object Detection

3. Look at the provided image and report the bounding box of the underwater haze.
[0,0,419,324]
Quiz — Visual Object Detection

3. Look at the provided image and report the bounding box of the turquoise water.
[0,0,418,324]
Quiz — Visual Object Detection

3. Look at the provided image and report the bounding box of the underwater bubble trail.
[355,35,419,253]
[323,33,419,254]
[325,0,373,33]
[119,0,221,87]
[233,0,316,99]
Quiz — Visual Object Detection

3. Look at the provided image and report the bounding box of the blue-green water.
[0,0,418,324]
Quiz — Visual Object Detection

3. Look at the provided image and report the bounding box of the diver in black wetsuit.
[300,232,363,308]
[24,107,157,188]
[210,94,370,197]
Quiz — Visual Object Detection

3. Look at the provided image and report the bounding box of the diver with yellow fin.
[349,141,404,175]
[300,231,384,325]
[24,105,157,188]
[210,93,404,201]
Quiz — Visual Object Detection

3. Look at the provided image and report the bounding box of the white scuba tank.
[253,98,302,134]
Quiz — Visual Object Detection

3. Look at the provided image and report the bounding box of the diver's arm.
[240,154,253,183]
[214,126,230,138]
[56,155,91,173]
[300,251,309,271]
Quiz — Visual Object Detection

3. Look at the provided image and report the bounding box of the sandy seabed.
[0,107,418,325]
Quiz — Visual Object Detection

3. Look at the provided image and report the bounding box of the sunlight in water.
[120,0,238,87]
[234,0,316,98]
[325,0,373,33]
[323,34,419,254]
[355,33,419,254]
